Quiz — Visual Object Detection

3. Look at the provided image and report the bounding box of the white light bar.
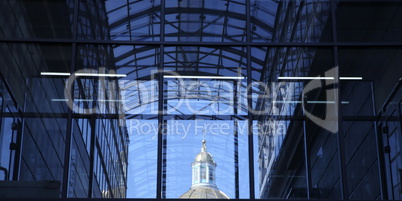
[278,77,334,80]
[41,72,126,77]
[51,99,69,102]
[75,73,126,77]
[339,77,363,80]
[272,100,349,104]
[163,75,245,80]
[278,76,363,80]
[307,101,336,104]
[41,72,71,76]
[272,101,302,104]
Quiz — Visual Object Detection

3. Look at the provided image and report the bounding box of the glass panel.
[338,47,402,111]
[0,0,75,39]
[251,0,332,42]
[305,122,342,199]
[255,47,336,199]
[165,0,246,42]
[105,0,161,41]
[336,0,402,42]
[164,46,247,116]
[339,47,402,199]
[126,119,157,198]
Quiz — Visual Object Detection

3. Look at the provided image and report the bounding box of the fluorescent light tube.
[278,77,334,80]
[41,72,126,77]
[278,76,362,80]
[339,77,363,80]
[163,75,244,80]
[41,72,71,76]
[75,73,126,77]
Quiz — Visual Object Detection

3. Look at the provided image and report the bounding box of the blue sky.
[126,119,259,198]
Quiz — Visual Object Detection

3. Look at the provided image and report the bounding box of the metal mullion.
[164,51,189,67]
[156,0,165,199]
[222,0,231,43]
[108,113,128,197]
[129,45,143,103]
[167,47,251,66]
[196,46,200,73]
[94,137,115,198]
[82,1,99,40]
[217,47,223,76]
[303,120,312,199]
[126,0,133,41]
[194,15,224,34]
[62,0,79,198]
[372,80,388,199]
[188,48,220,67]
[106,3,127,15]
[331,0,348,199]
[178,46,189,69]
[88,116,96,198]
[109,5,160,29]
[4,37,402,47]
[199,0,205,45]
[162,20,186,35]
[176,3,181,70]
[234,79,240,199]
[246,0,255,199]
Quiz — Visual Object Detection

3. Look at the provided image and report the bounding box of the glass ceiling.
[106,0,277,42]
[104,0,279,198]
[105,0,278,82]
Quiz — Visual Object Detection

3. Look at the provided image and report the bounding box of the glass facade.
[0,0,402,200]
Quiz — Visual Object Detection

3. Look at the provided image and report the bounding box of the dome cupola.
[179,140,229,199]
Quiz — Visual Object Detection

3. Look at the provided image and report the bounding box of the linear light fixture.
[278,76,362,80]
[51,99,69,102]
[339,77,363,80]
[75,73,126,77]
[272,101,302,104]
[163,75,245,80]
[278,76,334,80]
[41,72,126,77]
[272,100,349,104]
[41,72,71,76]
[307,101,336,104]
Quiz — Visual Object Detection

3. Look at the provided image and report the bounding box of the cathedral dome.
[179,140,229,199]
[179,186,229,199]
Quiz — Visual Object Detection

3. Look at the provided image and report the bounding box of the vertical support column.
[11,120,22,181]
[331,0,348,199]
[234,120,239,199]
[156,47,164,199]
[162,119,167,198]
[88,117,96,198]
[246,0,255,199]
[233,80,239,199]
[303,120,311,199]
[88,74,101,198]
[372,81,388,199]
[156,0,165,199]
[62,0,79,198]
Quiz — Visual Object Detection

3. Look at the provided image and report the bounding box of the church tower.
[179,140,229,199]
